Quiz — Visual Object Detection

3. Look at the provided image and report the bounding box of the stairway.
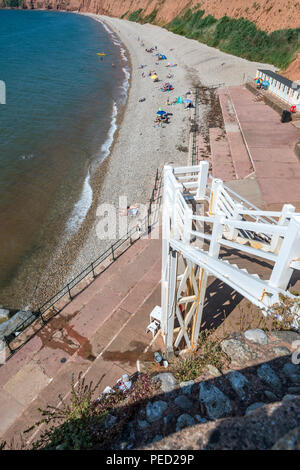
[161,163,300,354]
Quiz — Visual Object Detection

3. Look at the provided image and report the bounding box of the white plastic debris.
[154,351,162,363]
[117,374,132,392]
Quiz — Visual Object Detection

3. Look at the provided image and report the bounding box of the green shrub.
[128,8,143,23]
[166,10,300,69]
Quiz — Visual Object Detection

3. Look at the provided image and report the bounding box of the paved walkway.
[0,235,162,445]
[217,86,300,208]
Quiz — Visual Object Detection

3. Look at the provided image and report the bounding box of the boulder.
[206,364,222,377]
[227,370,250,400]
[176,414,196,432]
[220,339,255,365]
[244,329,269,345]
[245,402,265,416]
[282,363,300,384]
[270,330,300,345]
[174,395,193,410]
[146,400,168,423]
[257,363,282,391]
[272,346,290,357]
[199,382,232,420]
[152,373,177,393]
[0,310,34,340]
[0,309,9,322]
[137,419,149,429]
[179,380,194,395]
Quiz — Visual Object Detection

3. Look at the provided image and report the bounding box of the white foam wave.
[66,170,93,236]
[100,101,118,161]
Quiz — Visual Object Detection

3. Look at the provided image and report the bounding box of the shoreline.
[29,13,278,309]
[1,12,277,311]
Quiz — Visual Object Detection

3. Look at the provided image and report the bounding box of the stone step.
[0,236,162,440]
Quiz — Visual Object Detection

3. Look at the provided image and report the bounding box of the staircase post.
[209,178,223,216]
[191,214,224,348]
[196,161,209,200]
[270,204,295,252]
[161,166,172,340]
[269,215,300,290]
[166,249,178,357]
[183,207,193,244]
[228,203,243,240]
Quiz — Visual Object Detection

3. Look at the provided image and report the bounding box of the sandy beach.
[28,14,276,308]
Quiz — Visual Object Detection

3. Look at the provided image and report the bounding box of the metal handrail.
[2,167,162,358]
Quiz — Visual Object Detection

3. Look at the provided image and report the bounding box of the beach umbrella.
[157,110,167,115]
[183,99,192,103]
[177,96,183,104]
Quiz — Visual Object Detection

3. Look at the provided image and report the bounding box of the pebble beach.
[16,13,277,310]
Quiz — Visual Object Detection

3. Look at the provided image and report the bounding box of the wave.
[64,14,129,237]
[100,101,118,161]
[66,169,93,236]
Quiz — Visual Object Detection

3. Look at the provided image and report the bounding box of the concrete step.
[0,236,162,441]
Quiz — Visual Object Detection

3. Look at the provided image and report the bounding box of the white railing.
[161,162,300,354]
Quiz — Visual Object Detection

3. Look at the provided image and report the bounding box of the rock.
[206,364,222,377]
[103,414,117,429]
[282,363,300,384]
[244,329,269,345]
[282,394,300,401]
[152,373,177,393]
[174,395,193,410]
[227,370,250,400]
[119,422,135,449]
[287,386,300,394]
[151,435,163,443]
[272,427,300,450]
[179,380,194,394]
[245,402,265,415]
[270,330,300,345]
[220,339,255,365]
[0,310,34,340]
[163,413,175,426]
[176,414,196,432]
[146,400,168,423]
[0,309,9,322]
[137,419,149,429]
[264,390,278,401]
[195,414,207,424]
[272,346,290,357]
[199,382,232,420]
[257,363,282,391]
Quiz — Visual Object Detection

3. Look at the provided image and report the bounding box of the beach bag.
[281,110,292,123]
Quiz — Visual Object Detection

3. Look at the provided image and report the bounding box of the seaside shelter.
[256,69,300,111]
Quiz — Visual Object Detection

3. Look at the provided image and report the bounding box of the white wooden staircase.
[158,162,300,355]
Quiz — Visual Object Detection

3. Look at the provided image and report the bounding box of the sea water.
[0,10,129,307]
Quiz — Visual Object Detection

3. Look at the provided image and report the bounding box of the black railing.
[191,88,199,166]
[2,168,162,360]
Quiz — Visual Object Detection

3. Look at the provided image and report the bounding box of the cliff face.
[10,0,300,33]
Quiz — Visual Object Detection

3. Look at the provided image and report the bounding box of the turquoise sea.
[0,10,129,307]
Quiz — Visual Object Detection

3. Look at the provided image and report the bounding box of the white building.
[256,69,300,111]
